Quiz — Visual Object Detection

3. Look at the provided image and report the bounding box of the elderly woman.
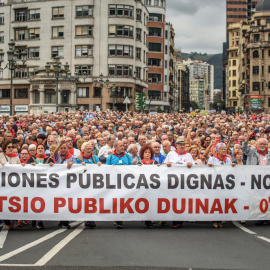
[138,145,158,228]
[208,143,236,229]
[76,142,101,228]
[27,144,54,229]
[76,142,101,165]
[28,144,37,158]
[189,145,202,165]
[0,140,21,230]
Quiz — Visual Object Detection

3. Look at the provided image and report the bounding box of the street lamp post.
[0,40,27,116]
[94,73,110,112]
[108,83,121,111]
[45,57,70,113]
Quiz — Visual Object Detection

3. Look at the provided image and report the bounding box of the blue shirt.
[106,152,133,165]
[76,155,99,164]
[153,153,166,164]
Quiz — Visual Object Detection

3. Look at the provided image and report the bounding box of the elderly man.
[137,135,146,152]
[127,143,140,165]
[66,136,80,157]
[243,130,270,225]
[152,142,166,164]
[98,134,116,161]
[162,140,172,157]
[164,137,194,229]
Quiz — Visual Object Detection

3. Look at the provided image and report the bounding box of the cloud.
[166,0,226,54]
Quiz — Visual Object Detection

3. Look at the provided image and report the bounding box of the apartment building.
[0,0,148,114]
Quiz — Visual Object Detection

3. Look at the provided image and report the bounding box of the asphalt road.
[0,221,269,270]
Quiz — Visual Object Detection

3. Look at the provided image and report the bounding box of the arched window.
[253,50,259,58]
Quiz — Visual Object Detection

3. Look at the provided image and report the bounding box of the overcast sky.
[166,0,226,54]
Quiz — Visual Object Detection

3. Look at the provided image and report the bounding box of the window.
[149,27,162,37]
[75,25,93,37]
[15,29,26,40]
[232,70,236,76]
[253,50,259,58]
[16,47,26,60]
[232,80,236,87]
[52,7,64,19]
[165,60,167,69]
[93,87,101,98]
[29,9,40,20]
[136,9,141,21]
[0,13,4,24]
[154,0,159,6]
[253,66,259,75]
[75,45,93,57]
[0,89,10,98]
[75,65,92,76]
[254,34,260,42]
[136,48,141,59]
[14,89,28,99]
[253,82,260,91]
[61,90,69,104]
[146,0,152,5]
[164,75,167,84]
[232,90,236,97]
[52,26,64,38]
[108,45,133,57]
[135,67,141,79]
[109,5,133,18]
[165,45,168,54]
[34,91,40,104]
[108,65,133,76]
[149,13,162,22]
[15,10,27,22]
[148,42,162,52]
[148,58,161,66]
[14,68,28,79]
[233,60,236,66]
[76,6,93,17]
[165,30,168,39]
[109,25,133,37]
[148,73,161,84]
[0,31,3,43]
[51,46,64,58]
[28,28,40,39]
[77,87,89,98]
[28,47,39,58]
[148,90,161,101]
[136,28,141,41]
[45,90,56,104]
[233,101,238,107]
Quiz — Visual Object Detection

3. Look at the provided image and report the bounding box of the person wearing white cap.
[164,137,194,229]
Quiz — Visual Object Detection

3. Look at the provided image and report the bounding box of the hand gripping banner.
[0,164,269,221]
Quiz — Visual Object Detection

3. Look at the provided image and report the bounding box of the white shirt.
[98,144,114,158]
[208,156,232,165]
[164,151,195,165]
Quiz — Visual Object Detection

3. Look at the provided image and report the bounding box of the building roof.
[256,0,270,12]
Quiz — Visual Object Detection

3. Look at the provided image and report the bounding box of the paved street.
[0,221,269,270]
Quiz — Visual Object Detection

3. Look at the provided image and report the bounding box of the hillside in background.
[181,52,222,90]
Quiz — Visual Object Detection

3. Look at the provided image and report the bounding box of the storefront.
[0,105,10,116]
[14,105,29,115]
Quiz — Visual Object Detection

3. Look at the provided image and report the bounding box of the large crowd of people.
[0,110,270,230]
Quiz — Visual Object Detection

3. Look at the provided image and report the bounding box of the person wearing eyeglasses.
[152,142,166,164]
[0,139,21,230]
[243,130,270,226]
[66,136,80,158]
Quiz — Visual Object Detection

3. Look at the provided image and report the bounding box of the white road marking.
[0,227,8,248]
[35,223,85,266]
[0,221,81,263]
[232,221,257,235]
[257,236,270,243]
[0,264,34,267]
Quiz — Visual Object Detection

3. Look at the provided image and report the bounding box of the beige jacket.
[0,153,21,164]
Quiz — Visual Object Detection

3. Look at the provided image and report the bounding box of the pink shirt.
[259,154,267,165]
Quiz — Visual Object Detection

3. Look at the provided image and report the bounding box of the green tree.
[190,100,200,110]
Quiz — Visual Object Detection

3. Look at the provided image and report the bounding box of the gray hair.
[127,144,137,153]
[106,134,115,142]
[216,143,226,151]
[28,144,36,151]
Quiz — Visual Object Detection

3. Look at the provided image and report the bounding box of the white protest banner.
[0,164,269,221]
